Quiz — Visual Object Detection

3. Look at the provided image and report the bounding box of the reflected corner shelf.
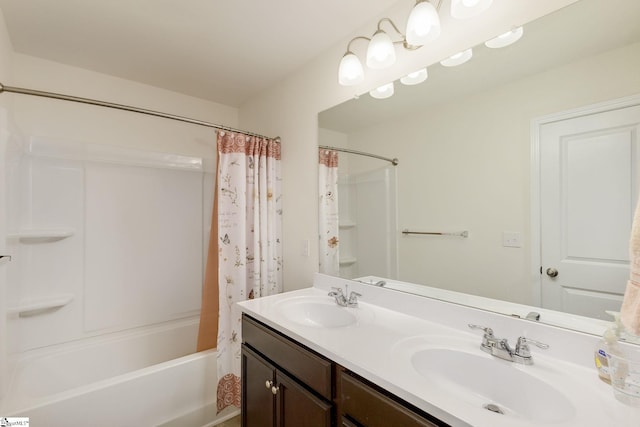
[7,228,75,243]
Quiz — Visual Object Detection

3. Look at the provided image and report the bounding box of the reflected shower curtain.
[318,149,340,275]
[197,131,282,413]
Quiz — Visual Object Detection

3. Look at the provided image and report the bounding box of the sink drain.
[483,403,504,415]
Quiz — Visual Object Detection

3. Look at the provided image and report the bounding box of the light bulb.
[400,68,428,85]
[451,0,493,19]
[366,30,396,69]
[369,82,394,99]
[440,48,473,67]
[405,1,441,46]
[485,27,524,48]
[338,52,364,86]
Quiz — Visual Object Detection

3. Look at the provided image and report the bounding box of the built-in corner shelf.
[7,228,75,243]
[339,257,357,266]
[339,221,356,229]
[7,294,75,318]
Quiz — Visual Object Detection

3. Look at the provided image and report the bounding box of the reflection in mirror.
[318,145,398,278]
[318,0,640,340]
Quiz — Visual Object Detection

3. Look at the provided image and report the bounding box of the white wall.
[346,41,640,305]
[239,0,577,291]
[2,54,239,354]
[11,54,237,158]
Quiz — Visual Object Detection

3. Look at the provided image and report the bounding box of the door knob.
[546,268,558,278]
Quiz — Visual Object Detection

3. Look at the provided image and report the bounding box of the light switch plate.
[502,231,523,248]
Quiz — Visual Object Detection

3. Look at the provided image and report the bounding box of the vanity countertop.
[237,274,640,427]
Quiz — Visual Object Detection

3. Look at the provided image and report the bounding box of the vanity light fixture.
[400,68,428,85]
[484,26,524,48]
[337,0,494,92]
[440,48,473,67]
[369,82,395,99]
[406,0,441,46]
[450,0,494,19]
[366,23,398,69]
[338,49,366,85]
[337,1,441,86]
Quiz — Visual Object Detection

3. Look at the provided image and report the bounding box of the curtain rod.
[0,82,280,142]
[318,145,398,166]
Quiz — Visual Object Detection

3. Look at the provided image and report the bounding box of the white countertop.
[237,274,640,427]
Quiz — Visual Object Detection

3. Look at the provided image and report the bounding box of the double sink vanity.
[238,274,640,426]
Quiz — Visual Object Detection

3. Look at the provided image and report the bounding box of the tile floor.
[217,415,241,427]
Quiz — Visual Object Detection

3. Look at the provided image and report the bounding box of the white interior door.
[539,101,640,319]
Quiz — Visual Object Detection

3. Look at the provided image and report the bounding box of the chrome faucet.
[328,286,361,307]
[468,324,549,365]
[525,311,541,321]
[355,279,386,287]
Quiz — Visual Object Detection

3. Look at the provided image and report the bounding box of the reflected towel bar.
[402,229,469,238]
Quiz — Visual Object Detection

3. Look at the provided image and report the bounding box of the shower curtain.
[318,149,340,275]
[197,130,282,413]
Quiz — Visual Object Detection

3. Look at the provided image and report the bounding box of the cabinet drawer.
[340,370,444,427]
[242,315,333,400]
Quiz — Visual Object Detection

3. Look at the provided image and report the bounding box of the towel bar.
[401,229,469,238]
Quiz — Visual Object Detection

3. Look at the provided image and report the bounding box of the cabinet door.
[341,371,441,427]
[276,369,333,427]
[242,345,276,427]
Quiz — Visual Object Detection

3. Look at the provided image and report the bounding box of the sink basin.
[274,296,373,328]
[411,348,575,423]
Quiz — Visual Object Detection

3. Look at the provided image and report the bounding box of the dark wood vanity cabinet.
[241,314,449,427]
[242,315,334,427]
[339,369,447,427]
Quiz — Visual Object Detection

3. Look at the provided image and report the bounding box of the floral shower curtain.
[197,130,282,413]
[318,149,340,275]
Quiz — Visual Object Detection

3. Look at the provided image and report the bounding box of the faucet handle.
[515,336,549,357]
[328,287,344,296]
[347,291,362,306]
[468,324,496,351]
[468,324,494,337]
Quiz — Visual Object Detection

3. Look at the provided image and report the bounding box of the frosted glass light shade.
[485,27,524,48]
[440,48,473,67]
[366,30,396,69]
[451,0,493,19]
[405,1,441,46]
[369,82,394,99]
[338,52,364,86]
[400,68,428,85]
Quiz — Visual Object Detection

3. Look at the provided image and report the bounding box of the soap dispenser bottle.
[593,312,622,383]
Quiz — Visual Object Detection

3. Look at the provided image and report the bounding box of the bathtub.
[1,318,238,426]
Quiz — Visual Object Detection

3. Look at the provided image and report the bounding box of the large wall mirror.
[318,0,640,339]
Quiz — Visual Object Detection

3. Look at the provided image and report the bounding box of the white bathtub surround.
[196,131,282,413]
[237,273,640,427]
[0,320,228,426]
[2,136,218,424]
[6,137,211,353]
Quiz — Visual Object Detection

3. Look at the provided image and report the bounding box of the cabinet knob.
[271,385,279,395]
[265,380,273,390]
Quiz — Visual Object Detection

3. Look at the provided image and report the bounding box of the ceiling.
[0,0,401,107]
